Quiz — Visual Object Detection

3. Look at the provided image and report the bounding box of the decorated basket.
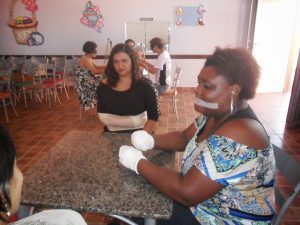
[8,0,38,45]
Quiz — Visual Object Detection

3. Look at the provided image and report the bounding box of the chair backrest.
[21,56,35,75]
[31,55,48,65]
[0,68,13,93]
[33,61,56,82]
[71,55,79,69]
[51,56,67,76]
[44,63,56,80]
[171,66,182,93]
[0,56,13,70]
[272,144,300,225]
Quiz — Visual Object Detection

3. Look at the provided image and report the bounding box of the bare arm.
[138,161,224,206]
[79,56,104,75]
[140,61,159,75]
[143,119,158,134]
[153,123,197,152]
[94,62,106,71]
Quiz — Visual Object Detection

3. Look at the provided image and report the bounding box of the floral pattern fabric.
[74,66,102,110]
[182,115,275,225]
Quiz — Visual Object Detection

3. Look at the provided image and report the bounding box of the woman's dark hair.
[149,37,164,50]
[125,39,135,47]
[104,43,139,87]
[82,41,97,54]
[0,126,16,218]
[204,47,260,100]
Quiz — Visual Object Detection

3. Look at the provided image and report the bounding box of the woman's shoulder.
[215,118,269,150]
[79,55,93,67]
[79,55,87,64]
[97,79,110,92]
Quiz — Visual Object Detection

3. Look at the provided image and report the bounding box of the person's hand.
[119,145,146,174]
[131,130,154,152]
[134,50,145,61]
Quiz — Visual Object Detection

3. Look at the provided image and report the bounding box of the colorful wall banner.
[80,1,104,33]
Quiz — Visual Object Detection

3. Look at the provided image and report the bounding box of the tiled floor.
[0,89,299,225]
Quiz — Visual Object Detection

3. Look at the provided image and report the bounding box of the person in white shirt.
[139,37,172,94]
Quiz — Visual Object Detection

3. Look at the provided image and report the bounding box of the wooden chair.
[159,66,182,120]
[0,68,18,123]
[272,144,300,225]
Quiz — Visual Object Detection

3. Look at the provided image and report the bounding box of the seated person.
[119,47,276,225]
[138,37,172,94]
[75,41,105,110]
[0,126,87,225]
[97,43,159,134]
[125,39,135,49]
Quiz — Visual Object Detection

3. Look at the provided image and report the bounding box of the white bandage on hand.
[119,145,146,174]
[131,130,154,152]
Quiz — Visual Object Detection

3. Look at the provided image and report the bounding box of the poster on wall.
[80,1,104,33]
[8,0,44,46]
[175,4,206,26]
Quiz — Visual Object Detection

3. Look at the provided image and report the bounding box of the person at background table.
[119,47,275,225]
[0,126,88,225]
[75,41,105,111]
[138,37,172,94]
[131,40,161,117]
[97,43,159,134]
[125,39,135,49]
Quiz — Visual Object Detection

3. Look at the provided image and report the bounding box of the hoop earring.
[230,96,234,114]
[230,89,236,114]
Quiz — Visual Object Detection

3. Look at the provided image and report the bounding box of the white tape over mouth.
[194,98,219,109]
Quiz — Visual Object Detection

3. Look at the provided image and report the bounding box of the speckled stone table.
[22,130,175,222]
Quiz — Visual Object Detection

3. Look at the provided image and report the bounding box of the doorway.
[251,0,300,93]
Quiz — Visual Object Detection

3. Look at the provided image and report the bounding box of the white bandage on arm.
[131,130,154,151]
[98,111,147,131]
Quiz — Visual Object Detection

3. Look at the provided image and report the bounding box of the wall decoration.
[80,1,104,33]
[175,4,206,26]
[8,0,44,46]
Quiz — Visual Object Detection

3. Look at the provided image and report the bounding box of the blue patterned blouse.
[182,115,275,225]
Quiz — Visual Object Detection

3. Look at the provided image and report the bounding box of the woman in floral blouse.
[75,41,105,110]
[119,47,275,225]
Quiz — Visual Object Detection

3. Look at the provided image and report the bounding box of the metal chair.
[272,144,300,225]
[34,62,61,109]
[159,66,182,120]
[64,55,78,91]
[110,215,138,225]
[51,56,69,100]
[0,68,18,123]
[13,55,43,107]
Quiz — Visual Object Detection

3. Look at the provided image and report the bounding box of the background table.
[21,130,174,221]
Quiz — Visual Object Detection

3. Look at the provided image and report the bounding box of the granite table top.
[22,130,175,219]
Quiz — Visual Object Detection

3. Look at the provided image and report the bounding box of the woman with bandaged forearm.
[96,43,159,134]
[119,47,276,225]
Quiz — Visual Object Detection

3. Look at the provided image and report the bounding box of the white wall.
[0,0,252,87]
